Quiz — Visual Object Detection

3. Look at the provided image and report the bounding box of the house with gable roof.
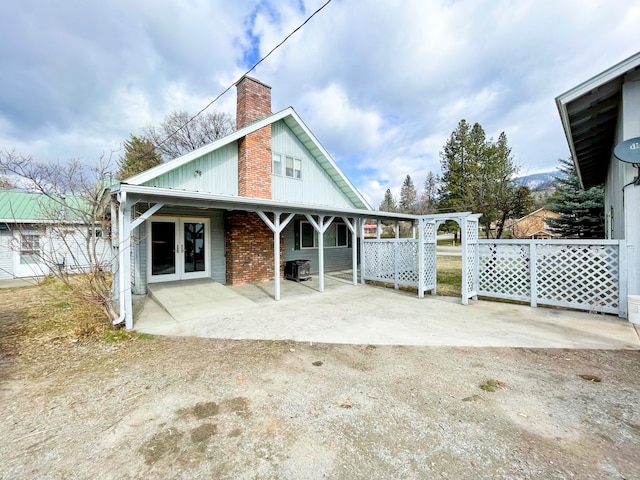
[556,51,640,316]
[111,76,420,328]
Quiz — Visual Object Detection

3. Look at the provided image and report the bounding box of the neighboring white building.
[0,190,108,279]
[556,51,640,309]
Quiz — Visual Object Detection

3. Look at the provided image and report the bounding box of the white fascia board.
[556,52,640,106]
[115,183,411,221]
[125,108,296,186]
[286,109,372,211]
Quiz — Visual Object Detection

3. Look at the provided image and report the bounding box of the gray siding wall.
[271,121,356,208]
[0,230,13,279]
[142,142,238,195]
[282,220,354,273]
[133,207,226,293]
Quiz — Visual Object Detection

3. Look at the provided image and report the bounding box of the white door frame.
[147,216,210,283]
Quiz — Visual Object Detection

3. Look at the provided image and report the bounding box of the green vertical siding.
[143,142,238,194]
[271,121,356,208]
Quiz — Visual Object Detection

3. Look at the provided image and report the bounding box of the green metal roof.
[0,190,89,223]
[0,190,50,221]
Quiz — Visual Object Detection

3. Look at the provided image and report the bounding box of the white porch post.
[341,216,359,285]
[118,192,134,329]
[418,217,425,299]
[305,214,334,292]
[376,219,381,239]
[359,218,366,285]
[256,210,295,301]
[461,216,469,305]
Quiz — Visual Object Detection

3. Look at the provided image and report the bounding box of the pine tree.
[439,120,531,237]
[417,171,438,214]
[117,135,163,180]
[399,175,418,213]
[548,158,604,238]
[379,188,397,212]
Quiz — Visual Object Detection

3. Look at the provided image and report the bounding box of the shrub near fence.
[478,239,626,316]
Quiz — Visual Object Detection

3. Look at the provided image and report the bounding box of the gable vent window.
[285,156,302,179]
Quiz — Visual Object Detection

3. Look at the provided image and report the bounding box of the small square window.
[272,153,282,175]
[301,222,316,248]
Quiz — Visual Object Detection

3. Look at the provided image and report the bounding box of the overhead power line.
[152,0,334,156]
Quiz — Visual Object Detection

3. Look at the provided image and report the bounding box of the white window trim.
[300,221,348,249]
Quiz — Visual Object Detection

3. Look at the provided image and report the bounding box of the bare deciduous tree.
[142,110,235,160]
[0,150,118,323]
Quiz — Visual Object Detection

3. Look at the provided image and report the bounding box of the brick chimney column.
[236,76,272,199]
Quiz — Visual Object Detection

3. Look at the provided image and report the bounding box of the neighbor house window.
[20,234,41,265]
[300,222,348,248]
[272,153,282,175]
[285,156,302,179]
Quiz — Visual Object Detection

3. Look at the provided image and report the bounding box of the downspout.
[112,190,127,326]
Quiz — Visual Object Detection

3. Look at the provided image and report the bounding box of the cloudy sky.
[0,0,638,205]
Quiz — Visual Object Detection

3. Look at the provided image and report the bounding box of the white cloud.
[0,0,638,206]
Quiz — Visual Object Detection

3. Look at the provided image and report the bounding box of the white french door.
[147,217,210,283]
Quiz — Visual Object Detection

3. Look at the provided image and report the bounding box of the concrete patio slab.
[134,276,640,349]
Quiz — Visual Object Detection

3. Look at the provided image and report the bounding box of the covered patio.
[133,275,640,349]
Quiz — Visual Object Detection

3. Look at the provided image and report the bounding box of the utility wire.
[152,0,333,155]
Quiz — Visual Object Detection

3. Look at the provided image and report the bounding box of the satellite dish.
[614,137,640,165]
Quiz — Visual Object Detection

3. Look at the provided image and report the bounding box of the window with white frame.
[272,153,282,175]
[20,234,41,265]
[300,222,348,248]
[285,155,302,179]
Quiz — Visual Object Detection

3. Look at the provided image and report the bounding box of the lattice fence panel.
[397,241,419,285]
[423,243,437,290]
[466,243,476,295]
[422,221,437,291]
[478,243,530,300]
[536,244,619,313]
[363,241,395,281]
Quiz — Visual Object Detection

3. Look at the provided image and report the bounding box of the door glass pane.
[184,222,205,273]
[151,222,176,275]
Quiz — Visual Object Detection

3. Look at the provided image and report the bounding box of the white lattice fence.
[478,240,624,315]
[362,239,420,287]
[422,221,437,292]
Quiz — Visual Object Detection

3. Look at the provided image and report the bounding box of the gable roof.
[511,207,559,225]
[124,107,371,210]
[556,51,640,189]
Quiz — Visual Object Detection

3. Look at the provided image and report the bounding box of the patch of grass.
[437,238,458,246]
[479,379,506,392]
[436,255,462,297]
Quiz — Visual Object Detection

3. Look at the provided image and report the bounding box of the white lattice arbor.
[362,212,480,303]
[478,239,627,316]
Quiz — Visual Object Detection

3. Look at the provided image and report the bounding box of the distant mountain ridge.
[516,171,560,192]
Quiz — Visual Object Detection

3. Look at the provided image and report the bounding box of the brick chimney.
[236,76,272,198]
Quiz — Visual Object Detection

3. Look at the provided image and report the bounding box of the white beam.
[256,210,295,301]
[342,216,359,285]
[130,202,165,230]
[305,214,333,292]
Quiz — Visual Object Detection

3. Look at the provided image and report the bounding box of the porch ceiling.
[556,52,640,189]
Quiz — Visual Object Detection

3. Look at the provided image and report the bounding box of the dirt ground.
[1,285,639,479]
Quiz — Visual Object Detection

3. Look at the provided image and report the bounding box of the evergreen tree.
[417,171,438,214]
[399,175,418,213]
[439,120,531,237]
[117,135,163,180]
[379,188,397,212]
[548,158,604,238]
